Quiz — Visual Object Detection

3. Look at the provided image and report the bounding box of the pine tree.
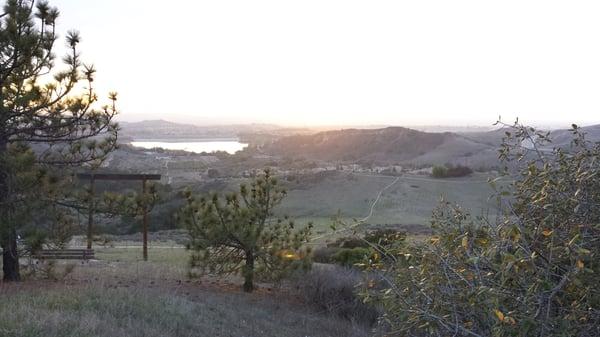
[179,169,312,292]
[0,0,117,281]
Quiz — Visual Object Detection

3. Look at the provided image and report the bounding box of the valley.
[93,120,520,240]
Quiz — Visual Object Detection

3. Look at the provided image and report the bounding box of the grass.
[0,285,368,337]
[278,172,502,235]
[279,174,392,221]
[366,173,500,225]
[1,245,370,337]
[94,247,189,266]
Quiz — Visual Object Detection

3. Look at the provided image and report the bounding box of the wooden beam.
[77,173,161,181]
[76,172,161,261]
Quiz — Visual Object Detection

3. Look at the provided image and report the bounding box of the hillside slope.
[262,127,500,165]
[263,127,450,162]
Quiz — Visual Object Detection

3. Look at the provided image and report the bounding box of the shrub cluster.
[369,123,600,336]
[290,265,380,327]
[431,163,473,178]
[313,229,405,266]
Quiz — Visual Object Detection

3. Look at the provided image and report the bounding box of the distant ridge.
[118,120,282,141]
[263,127,466,163]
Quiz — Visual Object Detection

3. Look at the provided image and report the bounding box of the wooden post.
[76,173,160,260]
[142,178,148,261]
[87,175,95,250]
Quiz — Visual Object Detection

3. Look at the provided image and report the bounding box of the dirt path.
[359,176,400,222]
[310,176,400,242]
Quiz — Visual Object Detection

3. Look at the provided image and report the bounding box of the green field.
[278,172,501,234]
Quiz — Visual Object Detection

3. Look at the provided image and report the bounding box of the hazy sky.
[50,0,600,127]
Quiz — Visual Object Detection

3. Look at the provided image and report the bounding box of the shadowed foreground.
[0,283,368,337]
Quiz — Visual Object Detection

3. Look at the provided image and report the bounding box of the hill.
[549,124,600,146]
[262,127,447,162]
[262,126,500,166]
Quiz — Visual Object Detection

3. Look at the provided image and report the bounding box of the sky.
[49,0,600,127]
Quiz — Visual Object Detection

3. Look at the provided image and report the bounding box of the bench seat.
[34,249,95,260]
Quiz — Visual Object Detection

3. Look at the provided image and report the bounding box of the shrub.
[312,246,339,264]
[369,122,600,336]
[431,165,447,178]
[206,168,219,178]
[290,265,380,327]
[431,164,473,178]
[327,236,369,249]
[364,228,406,247]
[332,247,371,267]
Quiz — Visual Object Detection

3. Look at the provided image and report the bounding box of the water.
[130,140,248,154]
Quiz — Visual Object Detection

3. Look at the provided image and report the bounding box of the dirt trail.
[310,176,400,242]
[359,176,400,222]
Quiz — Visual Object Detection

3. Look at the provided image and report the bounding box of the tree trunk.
[2,228,20,282]
[242,250,255,292]
[0,137,20,282]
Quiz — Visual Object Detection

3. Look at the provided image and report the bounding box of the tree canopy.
[0,0,118,281]
[179,169,312,292]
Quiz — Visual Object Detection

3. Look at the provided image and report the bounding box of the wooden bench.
[34,249,95,260]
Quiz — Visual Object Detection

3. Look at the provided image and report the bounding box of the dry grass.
[0,247,370,337]
[0,284,369,337]
[289,265,381,327]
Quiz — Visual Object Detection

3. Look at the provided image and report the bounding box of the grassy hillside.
[365,174,500,224]
[0,247,368,337]
[263,127,449,163]
[278,172,501,235]
[262,126,505,166]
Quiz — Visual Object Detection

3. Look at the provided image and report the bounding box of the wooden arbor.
[77,173,161,261]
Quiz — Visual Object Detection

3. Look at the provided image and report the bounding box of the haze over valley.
[103,119,600,237]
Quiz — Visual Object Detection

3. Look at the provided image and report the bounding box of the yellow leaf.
[576,260,584,269]
[494,309,505,322]
[542,229,553,237]
[373,252,380,261]
[462,236,469,249]
[430,236,440,244]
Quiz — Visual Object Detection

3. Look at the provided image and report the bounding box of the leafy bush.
[315,230,406,266]
[332,247,371,267]
[370,122,600,336]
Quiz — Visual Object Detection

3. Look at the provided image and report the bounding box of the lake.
[130,140,248,154]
